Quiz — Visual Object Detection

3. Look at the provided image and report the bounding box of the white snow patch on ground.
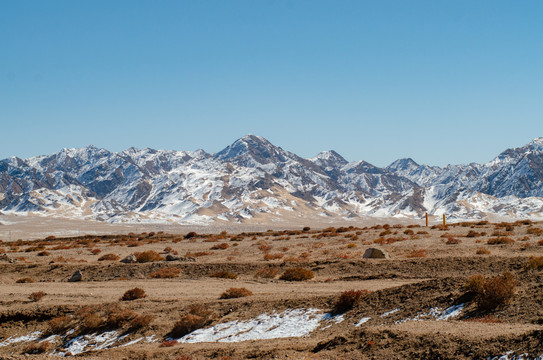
[488,352,543,360]
[395,304,464,324]
[380,308,400,317]
[0,331,41,347]
[178,308,342,343]
[355,317,371,327]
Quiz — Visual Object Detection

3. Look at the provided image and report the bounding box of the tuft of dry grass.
[219,287,253,299]
[334,289,371,313]
[465,272,517,311]
[16,277,34,283]
[98,253,120,261]
[406,249,427,258]
[279,267,314,281]
[525,256,543,270]
[254,268,279,279]
[47,316,72,335]
[476,248,491,255]
[170,304,215,338]
[22,341,50,354]
[487,237,515,245]
[134,250,164,263]
[28,291,46,302]
[120,287,147,301]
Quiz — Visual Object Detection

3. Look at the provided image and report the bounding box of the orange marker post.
[443,214,446,226]
[425,212,428,227]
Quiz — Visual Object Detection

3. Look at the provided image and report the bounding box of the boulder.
[68,270,83,282]
[363,247,389,259]
[0,254,14,263]
[165,254,180,261]
[120,255,137,264]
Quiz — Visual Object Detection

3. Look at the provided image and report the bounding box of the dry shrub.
[279,267,314,281]
[120,287,147,301]
[22,341,50,354]
[525,256,543,270]
[90,248,101,255]
[81,313,104,332]
[254,268,279,279]
[171,311,209,338]
[403,229,414,235]
[466,230,480,238]
[37,251,50,256]
[219,287,253,299]
[106,308,138,328]
[16,277,34,283]
[334,289,371,313]
[210,271,238,279]
[211,243,230,250]
[465,272,517,311]
[406,249,427,258]
[527,227,543,236]
[487,237,515,245]
[28,291,46,302]
[47,316,72,335]
[135,250,164,263]
[476,248,491,255]
[184,232,197,239]
[263,253,284,261]
[446,237,462,245]
[129,314,154,330]
[149,267,182,279]
[98,253,120,261]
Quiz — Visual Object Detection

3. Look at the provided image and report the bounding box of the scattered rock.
[165,254,180,261]
[180,256,196,262]
[68,270,83,282]
[363,248,389,259]
[120,255,137,264]
[0,254,15,263]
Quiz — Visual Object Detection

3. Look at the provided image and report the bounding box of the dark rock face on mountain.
[1,135,542,223]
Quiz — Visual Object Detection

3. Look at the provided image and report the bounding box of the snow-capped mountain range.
[1,135,543,224]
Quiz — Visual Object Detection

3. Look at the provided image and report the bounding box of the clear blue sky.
[1,0,542,167]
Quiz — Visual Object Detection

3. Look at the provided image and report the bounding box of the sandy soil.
[1,218,543,359]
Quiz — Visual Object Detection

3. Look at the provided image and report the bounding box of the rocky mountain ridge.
[1,135,542,224]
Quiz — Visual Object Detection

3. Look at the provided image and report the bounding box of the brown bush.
[466,230,480,238]
[210,271,238,279]
[406,249,427,258]
[134,250,164,263]
[81,313,104,332]
[527,227,543,235]
[106,308,138,328]
[210,243,230,250]
[219,287,253,299]
[476,248,491,255]
[28,291,46,302]
[120,287,147,301]
[47,316,72,335]
[263,253,284,261]
[98,253,120,261]
[16,277,34,283]
[149,267,182,279]
[22,341,50,354]
[487,237,515,245]
[525,256,543,270]
[334,289,371,313]
[129,314,154,330]
[279,267,314,281]
[37,251,50,256]
[184,232,197,239]
[171,314,207,338]
[90,248,101,255]
[445,237,462,245]
[465,272,517,311]
[254,268,279,279]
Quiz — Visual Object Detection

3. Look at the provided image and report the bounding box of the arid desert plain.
[2,216,543,359]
